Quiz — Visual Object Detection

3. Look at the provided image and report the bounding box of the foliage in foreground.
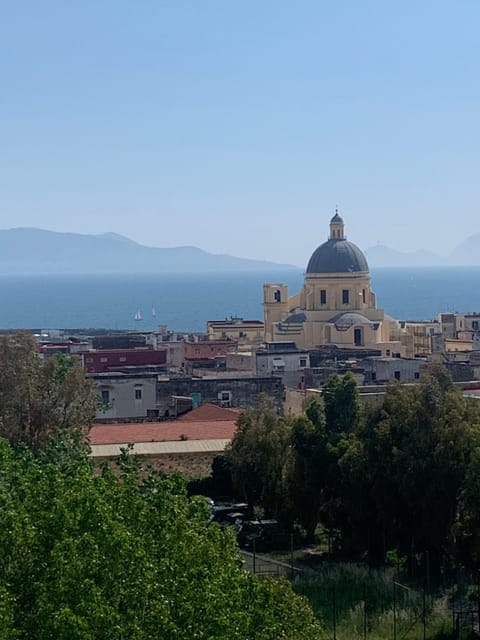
[0,435,322,639]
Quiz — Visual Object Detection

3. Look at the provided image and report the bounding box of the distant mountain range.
[1,227,479,274]
[0,228,296,274]
[365,233,480,267]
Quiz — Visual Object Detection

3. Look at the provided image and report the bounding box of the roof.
[208,319,264,326]
[281,312,307,325]
[91,439,231,458]
[329,312,376,331]
[89,419,237,445]
[306,239,369,274]
[176,403,241,422]
[89,403,239,446]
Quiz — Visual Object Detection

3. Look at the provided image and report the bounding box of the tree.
[287,399,328,542]
[225,396,291,517]
[357,366,480,571]
[0,433,323,639]
[0,333,97,452]
[323,371,360,435]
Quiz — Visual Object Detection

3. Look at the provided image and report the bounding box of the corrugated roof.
[91,438,231,458]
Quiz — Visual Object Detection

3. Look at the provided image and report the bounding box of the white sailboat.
[151,305,157,318]
[134,309,143,321]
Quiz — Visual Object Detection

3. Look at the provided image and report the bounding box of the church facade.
[263,214,408,356]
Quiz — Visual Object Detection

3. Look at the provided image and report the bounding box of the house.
[255,341,310,388]
[89,403,240,477]
[82,348,167,373]
[207,317,265,345]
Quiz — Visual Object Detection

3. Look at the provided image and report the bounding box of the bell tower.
[263,283,288,340]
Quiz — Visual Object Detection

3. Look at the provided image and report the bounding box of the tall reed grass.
[293,563,454,640]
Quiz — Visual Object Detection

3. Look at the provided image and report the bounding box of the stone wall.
[157,376,284,416]
[94,452,216,478]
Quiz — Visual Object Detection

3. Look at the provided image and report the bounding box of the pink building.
[182,339,236,363]
[82,348,167,373]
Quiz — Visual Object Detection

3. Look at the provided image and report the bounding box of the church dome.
[306,239,369,273]
[306,214,369,274]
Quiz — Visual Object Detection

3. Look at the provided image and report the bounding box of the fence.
[243,542,480,638]
[292,558,480,640]
[241,548,302,580]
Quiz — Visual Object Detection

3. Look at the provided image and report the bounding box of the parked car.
[211,503,249,525]
[237,519,289,552]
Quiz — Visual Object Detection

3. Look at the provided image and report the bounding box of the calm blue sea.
[0,268,479,332]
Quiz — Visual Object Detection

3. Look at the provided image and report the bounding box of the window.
[274,289,281,302]
[100,357,108,363]
[299,358,307,367]
[320,289,326,305]
[135,388,143,400]
[386,349,391,356]
[414,372,420,379]
[218,391,232,407]
[272,357,285,370]
[342,289,349,304]
[101,389,110,404]
[362,289,366,303]
[394,371,401,381]
[473,321,479,330]
[119,357,126,362]
[354,328,362,346]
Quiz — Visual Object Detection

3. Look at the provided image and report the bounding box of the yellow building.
[207,317,264,345]
[401,321,437,356]
[263,213,406,356]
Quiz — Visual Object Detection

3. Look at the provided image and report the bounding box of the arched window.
[274,289,281,302]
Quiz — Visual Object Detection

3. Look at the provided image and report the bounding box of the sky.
[1,0,479,266]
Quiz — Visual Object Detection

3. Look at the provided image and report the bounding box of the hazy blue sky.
[1,1,479,266]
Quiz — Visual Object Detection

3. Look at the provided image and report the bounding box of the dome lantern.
[329,208,345,240]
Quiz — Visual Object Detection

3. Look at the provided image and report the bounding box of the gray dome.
[282,312,307,324]
[329,312,378,331]
[306,238,369,274]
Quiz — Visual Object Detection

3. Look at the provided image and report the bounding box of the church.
[263,213,408,356]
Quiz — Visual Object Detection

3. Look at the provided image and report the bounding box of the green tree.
[359,366,480,570]
[0,433,322,639]
[323,371,360,434]
[225,397,291,517]
[0,333,97,452]
[287,399,328,542]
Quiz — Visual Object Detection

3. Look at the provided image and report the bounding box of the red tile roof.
[177,403,241,422]
[89,404,240,445]
[89,420,237,445]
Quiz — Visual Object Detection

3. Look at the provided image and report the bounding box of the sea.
[0,267,479,333]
